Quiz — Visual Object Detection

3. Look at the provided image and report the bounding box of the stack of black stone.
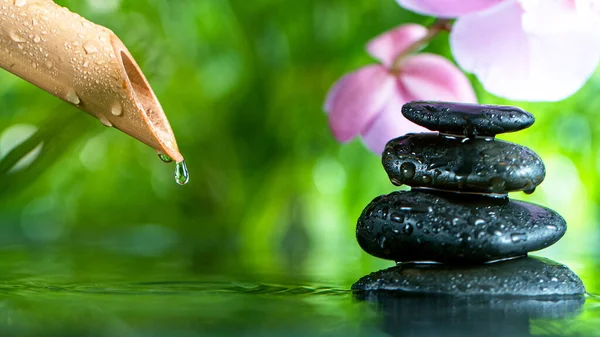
[352,101,585,297]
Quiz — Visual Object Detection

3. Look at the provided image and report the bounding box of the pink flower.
[397,0,600,101]
[324,24,477,154]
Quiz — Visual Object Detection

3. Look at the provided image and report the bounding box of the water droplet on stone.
[403,224,413,236]
[45,60,53,69]
[486,226,502,236]
[158,154,173,163]
[494,162,509,173]
[175,160,190,185]
[65,89,80,105]
[390,212,404,223]
[379,235,387,249]
[14,0,27,7]
[523,181,536,194]
[546,224,558,231]
[451,217,462,226]
[489,177,506,192]
[381,207,389,219]
[459,233,472,243]
[400,162,416,179]
[510,233,527,243]
[422,175,432,184]
[474,219,486,226]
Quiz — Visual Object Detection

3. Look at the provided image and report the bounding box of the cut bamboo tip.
[0,0,183,163]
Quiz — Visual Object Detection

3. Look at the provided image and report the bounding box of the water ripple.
[0,281,350,297]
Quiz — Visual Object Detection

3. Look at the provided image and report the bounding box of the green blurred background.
[0,0,599,306]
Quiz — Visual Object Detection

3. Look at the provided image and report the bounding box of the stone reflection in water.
[355,287,585,337]
[353,101,585,297]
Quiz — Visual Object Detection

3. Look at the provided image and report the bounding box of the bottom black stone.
[352,256,585,296]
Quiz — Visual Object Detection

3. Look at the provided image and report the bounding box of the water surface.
[0,246,597,336]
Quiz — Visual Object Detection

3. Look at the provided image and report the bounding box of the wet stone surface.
[356,190,566,263]
[383,133,545,194]
[352,256,585,296]
[402,101,535,137]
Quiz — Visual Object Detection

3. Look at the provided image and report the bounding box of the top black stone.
[402,101,535,137]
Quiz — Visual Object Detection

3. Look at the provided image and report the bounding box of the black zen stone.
[402,101,535,137]
[352,256,585,296]
[356,190,565,263]
[383,133,545,194]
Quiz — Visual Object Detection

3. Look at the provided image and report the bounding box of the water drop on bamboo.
[99,115,112,127]
[66,89,80,105]
[83,41,98,54]
[158,153,172,163]
[110,102,122,116]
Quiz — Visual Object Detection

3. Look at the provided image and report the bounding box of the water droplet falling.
[175,161,189,185]
[158,154,172,163]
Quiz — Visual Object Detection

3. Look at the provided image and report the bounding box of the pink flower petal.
[451,0,600,101]
[360,53,475,154]
[361,91,429,154]
[520,0,580,34]
[396,0,504,18]
[575,0,600,16]
[398,53,477,102]
[324,65,396,142]
[367,24,429,68]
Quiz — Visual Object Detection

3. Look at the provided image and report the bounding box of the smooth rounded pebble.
[351,256,585,296]
[402,101,535,137]
[383,133,545,194]
[356,190,566,263]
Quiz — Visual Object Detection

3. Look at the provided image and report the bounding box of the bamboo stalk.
[0,0,183,163]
